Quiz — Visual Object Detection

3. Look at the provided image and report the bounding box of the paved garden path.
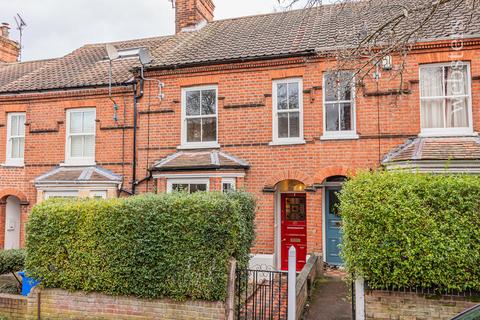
[303,268,352,320]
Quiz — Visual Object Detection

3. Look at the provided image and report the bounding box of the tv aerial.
[14,14,27,61]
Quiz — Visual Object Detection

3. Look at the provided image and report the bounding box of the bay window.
[181,85,218,148]
[66,108,96,165]
[6,113,26,166]
[167,179,209,193]
[420,62,472,136]
[271,78,304,145]
[221,178,236,192]
[322,71,357,139]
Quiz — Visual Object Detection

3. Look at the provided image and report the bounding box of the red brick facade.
[136,42,480,264]
[0,87,135,247]
[0,3,479,269]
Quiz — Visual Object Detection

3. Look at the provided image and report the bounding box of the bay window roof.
[34,166,122,187]
[383,137,480,173]
[151,150,249,172]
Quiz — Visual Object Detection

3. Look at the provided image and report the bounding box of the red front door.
[281,193,307,271]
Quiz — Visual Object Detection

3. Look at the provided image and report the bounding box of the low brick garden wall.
[0,289,227,320]
[296,254,323,319]
[365,289,478,320]
[25,288,226,320]
[0,293,27,320]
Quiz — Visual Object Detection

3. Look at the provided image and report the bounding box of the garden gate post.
[288,246,296,320]
[355,278,365,320]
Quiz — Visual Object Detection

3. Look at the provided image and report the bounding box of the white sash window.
[420,63,472,136]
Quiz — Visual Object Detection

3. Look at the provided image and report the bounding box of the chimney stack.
[0,23,20,63]
[175,0,215,33]
[0,23,10,38]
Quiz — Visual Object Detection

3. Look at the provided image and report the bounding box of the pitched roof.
[0,35,180,94]
[151,150,249,171]
[149,0,480,68]
[383,137,480,163]
[0,59,55,88]
[35,166,123,186]
[1,0,479,93]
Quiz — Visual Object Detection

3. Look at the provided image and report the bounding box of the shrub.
[340,171,480,292]
[0,249,25,275]
[26,191,256,301]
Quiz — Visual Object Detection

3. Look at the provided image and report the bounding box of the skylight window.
[116,48,142,59]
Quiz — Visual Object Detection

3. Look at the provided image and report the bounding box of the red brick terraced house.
[0,0,479,270]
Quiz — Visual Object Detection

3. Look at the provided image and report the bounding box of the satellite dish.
[138,48,152,65]
[106,44,119,60]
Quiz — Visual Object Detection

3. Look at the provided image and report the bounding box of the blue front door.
[325,187,343,265]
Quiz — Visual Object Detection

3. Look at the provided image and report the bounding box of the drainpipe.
[132,78,144,195]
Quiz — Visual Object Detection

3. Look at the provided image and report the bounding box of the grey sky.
[2,0,309,62]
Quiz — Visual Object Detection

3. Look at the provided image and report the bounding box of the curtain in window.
[421,65,469,129]
[420,67,443,128]
[445,66,468,128]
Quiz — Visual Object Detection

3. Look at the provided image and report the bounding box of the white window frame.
[89,190,108,199]
[65,108,96,166]
[270,78,305,145]
[419,62,474,137]
[180,85,220,149]
[44,191,79,200]
[5,112,26,167]
[321,72,358,140]
[166,178,210,193]
[221,178,236,192]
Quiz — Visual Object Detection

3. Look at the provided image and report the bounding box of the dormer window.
[419,62,473,136]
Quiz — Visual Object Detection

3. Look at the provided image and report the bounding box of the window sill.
[60,161,96,167]
[418,130,477,138]
[320,133,359,141]
[269,139,306,146]
[1,161,24,168]
[177,143,221,150]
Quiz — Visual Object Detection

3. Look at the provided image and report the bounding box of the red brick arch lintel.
[0,189,29,205]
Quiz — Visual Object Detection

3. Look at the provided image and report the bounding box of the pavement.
[303,267,353,320]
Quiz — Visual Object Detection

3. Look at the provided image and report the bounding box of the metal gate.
[235,268,289,320]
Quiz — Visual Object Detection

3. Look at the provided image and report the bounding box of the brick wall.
[137,43,480,257]
[296,254,323,319]
[175,0,215,33]
[0,293,27,320]
[24,288,226,320]
[365,290,478,320]
[0,37,19,63]
[0,87,135,247]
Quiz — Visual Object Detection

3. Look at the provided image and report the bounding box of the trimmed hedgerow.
[25,191,256,301]
[0,249,25,275]
[340,171,480,292]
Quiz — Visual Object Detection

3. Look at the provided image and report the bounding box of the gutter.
[0,83,132,96]
[144,50,317,72]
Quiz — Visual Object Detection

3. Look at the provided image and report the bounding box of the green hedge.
[339,171,480,292]
[0,249,25,275]
[26,191,256,301]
